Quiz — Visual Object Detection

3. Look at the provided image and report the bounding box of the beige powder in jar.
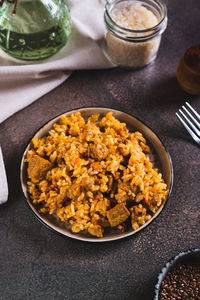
[105,1,161,68]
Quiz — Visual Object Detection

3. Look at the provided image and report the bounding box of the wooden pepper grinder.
[177,45,200,95]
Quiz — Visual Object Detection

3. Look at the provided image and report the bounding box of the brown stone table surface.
[0,1,200,299]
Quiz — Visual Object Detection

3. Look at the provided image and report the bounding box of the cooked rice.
[26,112,168,238]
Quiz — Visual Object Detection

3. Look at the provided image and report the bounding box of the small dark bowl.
[154,248,200,299]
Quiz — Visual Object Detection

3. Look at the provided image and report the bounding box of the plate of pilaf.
[20,107,173,242]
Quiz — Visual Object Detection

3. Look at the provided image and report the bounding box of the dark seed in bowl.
[159,262,200,300]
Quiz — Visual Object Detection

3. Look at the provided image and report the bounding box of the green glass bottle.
[0,0,72,61]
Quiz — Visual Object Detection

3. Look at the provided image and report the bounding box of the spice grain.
[159,262,200,300]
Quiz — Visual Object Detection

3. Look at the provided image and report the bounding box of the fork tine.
[179,109,200,137]
[176,112,200,143]
[182,105,200,130]
[186,102,200,121]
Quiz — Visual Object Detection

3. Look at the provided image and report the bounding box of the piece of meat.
[107,203,130,227]
[27,153,53,182]
[89,143,108,161]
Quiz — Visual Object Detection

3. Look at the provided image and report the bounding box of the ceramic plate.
[20,107,173,242]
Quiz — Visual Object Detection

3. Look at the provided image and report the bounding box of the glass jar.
[103,0,167,69]
[0,0,72,61]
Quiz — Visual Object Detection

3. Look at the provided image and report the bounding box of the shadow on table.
[148,76,189,107]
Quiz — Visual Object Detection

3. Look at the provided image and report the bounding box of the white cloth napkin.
[0,146,8,204]
[0,0,113,124]
[0,0,114,204]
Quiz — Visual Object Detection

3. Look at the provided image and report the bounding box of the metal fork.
[176,102,200,145]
